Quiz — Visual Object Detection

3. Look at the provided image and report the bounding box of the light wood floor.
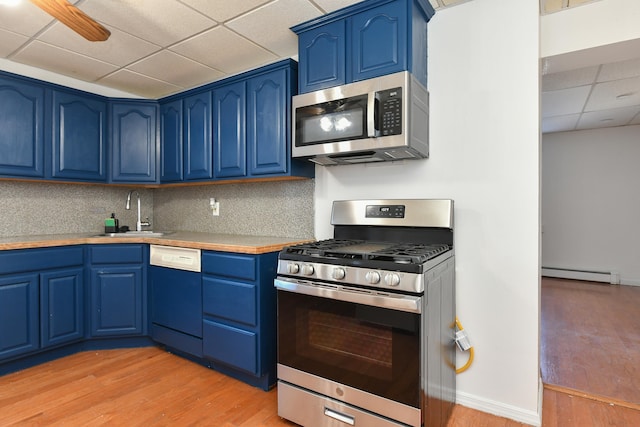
[1,345,639,426]
[1,278,639,426]
[541,277,640,405]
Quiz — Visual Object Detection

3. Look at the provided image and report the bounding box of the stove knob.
[385,273,401,287]
[301,264,315,276]
[332,267,346,280]
[365,271,381,284]
[287,263,300,274]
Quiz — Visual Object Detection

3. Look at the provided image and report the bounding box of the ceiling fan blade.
[29,0,110,42]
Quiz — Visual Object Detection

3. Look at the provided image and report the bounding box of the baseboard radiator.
[541,267,619,284]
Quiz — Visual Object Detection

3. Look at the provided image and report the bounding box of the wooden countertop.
[0,231,313,254]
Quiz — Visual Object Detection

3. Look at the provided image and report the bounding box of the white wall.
[315,0,541,424]
[541,0,640,59]
[542,125,640,285]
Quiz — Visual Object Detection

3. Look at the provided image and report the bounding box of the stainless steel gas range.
[274,199,456,427]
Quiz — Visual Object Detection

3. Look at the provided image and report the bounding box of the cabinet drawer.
[202,277,256,326]
[0,246,83,275]
[202,252,256,280]
[89,244,144,264]
[203,320,257,374]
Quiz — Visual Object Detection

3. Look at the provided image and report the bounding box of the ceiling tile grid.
[542,57,640,133]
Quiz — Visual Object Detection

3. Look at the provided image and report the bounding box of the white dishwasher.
[149,245,203,357]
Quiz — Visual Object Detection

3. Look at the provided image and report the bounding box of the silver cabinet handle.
[324,407,355,425]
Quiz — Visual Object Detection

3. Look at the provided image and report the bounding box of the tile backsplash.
[0,179,314,239]
[153,180,315,239]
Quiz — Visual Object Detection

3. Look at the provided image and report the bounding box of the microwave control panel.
[376,87,402,136]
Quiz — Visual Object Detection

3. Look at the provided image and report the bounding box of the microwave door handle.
[367,92,380,137]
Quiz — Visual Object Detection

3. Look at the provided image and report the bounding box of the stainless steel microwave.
[292,71,429,166]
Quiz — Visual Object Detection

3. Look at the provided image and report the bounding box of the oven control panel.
[277,260,424,294]
[365,204,405,218]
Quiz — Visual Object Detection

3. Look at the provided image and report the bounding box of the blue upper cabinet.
[0,75,45,178]
[292,0,435,93]
[297,20,346,92]
[160,99,183,182]
[184,92,213,180]
[247,68,289,176]
[351,1,408,82]
[52,90,107,182]
[214,81,246,179]
[110,101,159,183]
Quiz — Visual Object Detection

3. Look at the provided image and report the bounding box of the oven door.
[275,278,421,409]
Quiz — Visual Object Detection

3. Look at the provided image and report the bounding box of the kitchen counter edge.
[0,231,314,254]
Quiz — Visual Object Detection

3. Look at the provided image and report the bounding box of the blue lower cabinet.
[40,268,84,347]
[203,320,257,375]
[88,244,147,338]
[90,266,144,337]
[0,246,84,362]
[201,250,278,390]
[0,273,39,360]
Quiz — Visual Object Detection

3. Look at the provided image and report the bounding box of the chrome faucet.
[125,190,150,232]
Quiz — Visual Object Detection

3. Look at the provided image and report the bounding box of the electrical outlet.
[209,198,220,216]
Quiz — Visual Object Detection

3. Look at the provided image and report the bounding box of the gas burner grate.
[281,239,360,257]
[367,243,451,264]
[282,239,451,265]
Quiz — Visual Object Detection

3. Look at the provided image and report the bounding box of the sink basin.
[92,231,170,238]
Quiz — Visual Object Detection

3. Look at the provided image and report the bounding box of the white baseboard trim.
[541,267,616,284]
[455,390,541,426]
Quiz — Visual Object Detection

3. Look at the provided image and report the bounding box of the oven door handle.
[274,278,421,314]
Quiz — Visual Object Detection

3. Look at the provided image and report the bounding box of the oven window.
[278,290,420,408]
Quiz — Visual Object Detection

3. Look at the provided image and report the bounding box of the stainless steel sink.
[92,231,170,238]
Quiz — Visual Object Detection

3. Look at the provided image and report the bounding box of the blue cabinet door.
[0,273,39,360]
[247,69,289,176]
[0,76,45,178]
[40,267,83,348]
[184,92,213,180]
[297,20,346,93]
[160,99,183,182]
[90,266,143,336]
[213,82,246,178]
[52,91,107,181]
[110,101,158,183]
[351,1,407,82]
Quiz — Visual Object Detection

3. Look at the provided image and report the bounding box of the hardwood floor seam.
[543,382,640,411]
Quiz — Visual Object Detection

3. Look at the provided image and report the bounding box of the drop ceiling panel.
[541,86,591,118]
[12,41,118,82]
[179,0,272,22]
[98,69,182,98]
[225,0,323,57]
[81,0,216,47]
[0,29,28,57]
[38,23,160,67]
[585,76,640,111]
[597,57,640,82]
[313,0,364,13]
[576,105,640,130]
[0,1,53,37]
[541,114,581,134]
[630,113,640,125]
[128,50,224,89]
[541,66,599,91]
[170,26,277,75]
